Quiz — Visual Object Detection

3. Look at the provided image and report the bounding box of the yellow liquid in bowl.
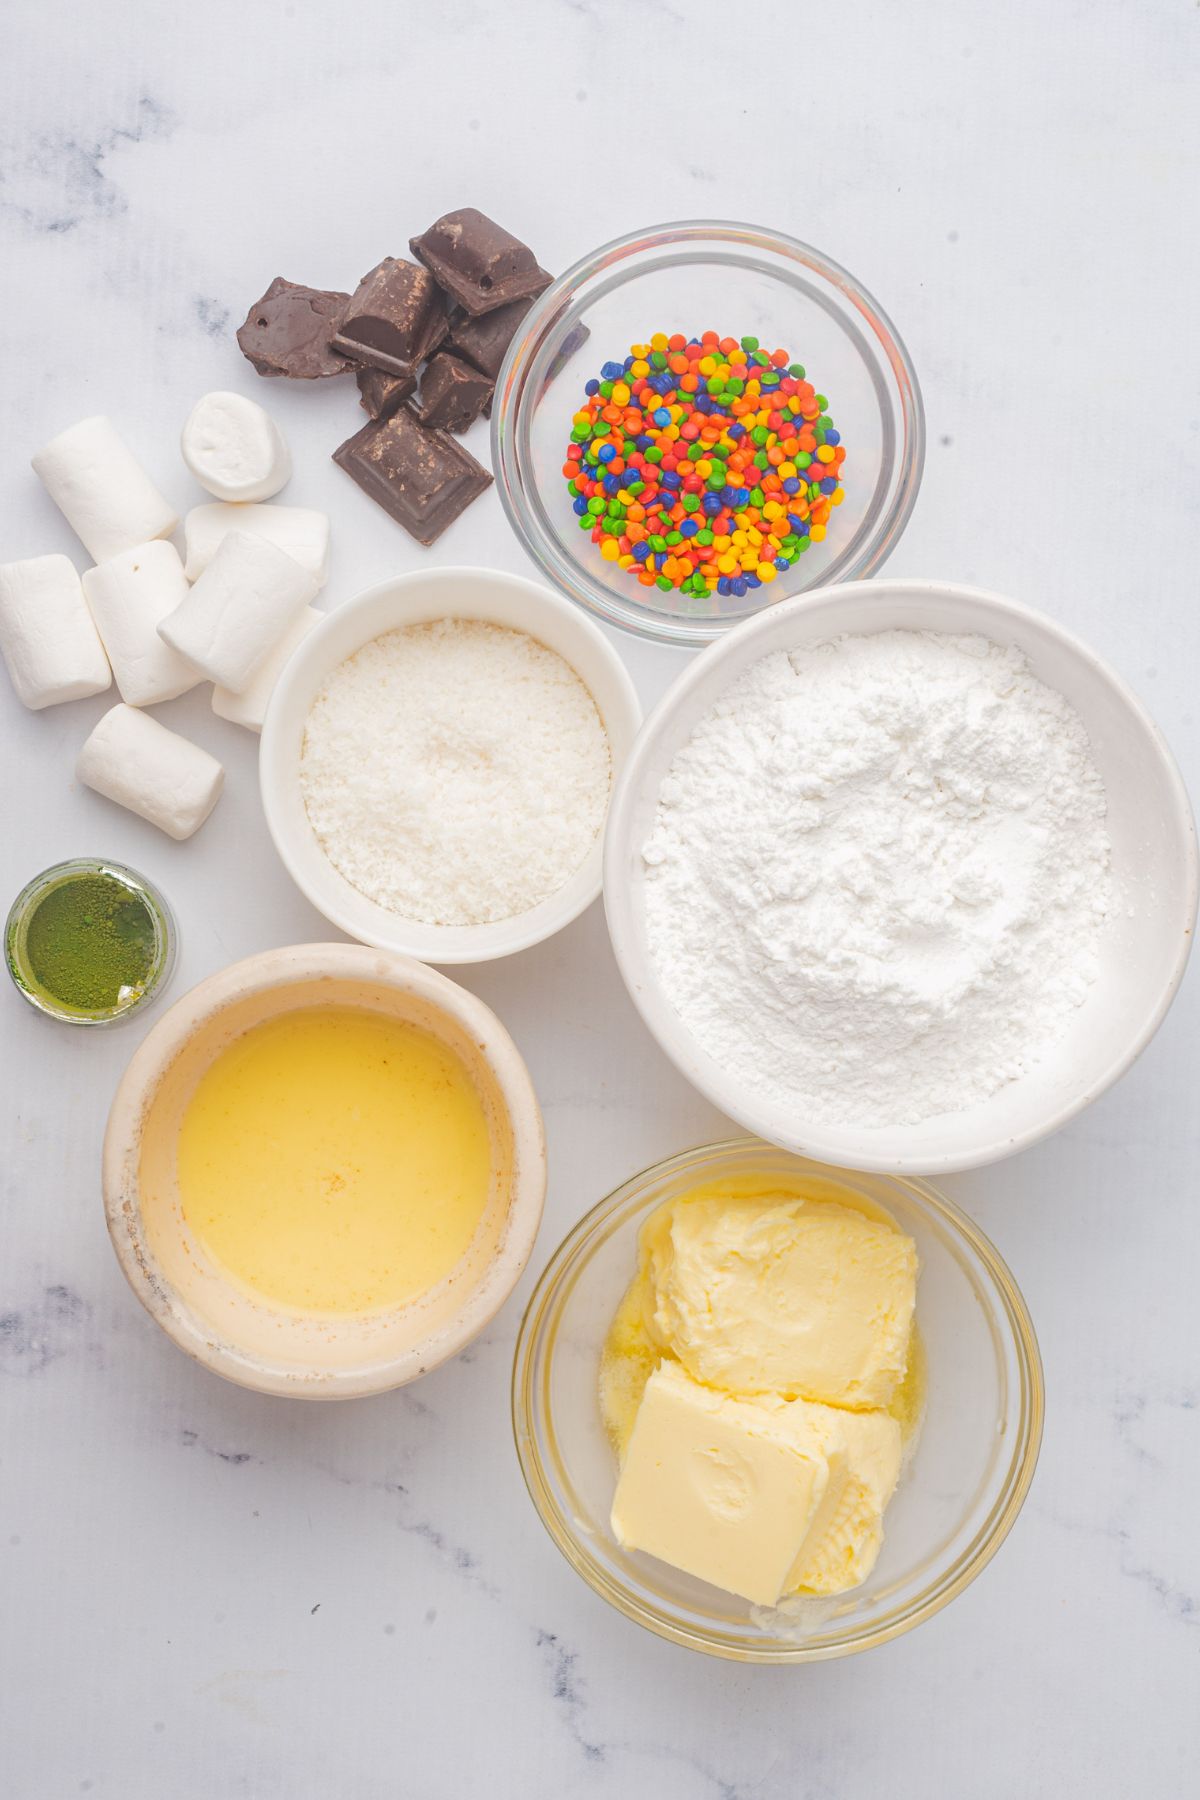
[176,1006,492,1314]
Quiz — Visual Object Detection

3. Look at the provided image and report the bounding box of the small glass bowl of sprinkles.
[493,222,925,647]
[5,858,177,1027]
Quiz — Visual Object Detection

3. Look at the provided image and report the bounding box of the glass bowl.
[492,221,925,647]
[512,1140,1043,1662]
[5,858,177,1028]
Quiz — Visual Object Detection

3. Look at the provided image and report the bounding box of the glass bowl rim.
[511,1137,1044,1663]
[491,218,927,647]
[5,856,177,1027]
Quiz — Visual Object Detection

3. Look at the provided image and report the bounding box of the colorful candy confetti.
[562,332,846,598]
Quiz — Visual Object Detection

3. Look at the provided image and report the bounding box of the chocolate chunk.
[237,277,352,379]
[332,407,492,545]
[356,366,415,421]
[331,257,447,377]
[447,297,535,380]
[410,209,551,317]
[416,353,493,434]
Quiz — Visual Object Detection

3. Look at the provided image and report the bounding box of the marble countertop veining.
[2,2,1198,1796]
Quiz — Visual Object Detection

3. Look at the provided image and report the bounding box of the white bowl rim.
[102,941,547,1398]
[604,577,1198,1175]
[260,565,642,964]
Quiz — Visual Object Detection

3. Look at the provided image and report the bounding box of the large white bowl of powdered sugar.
[605,579,1197,1173]
[262,568,641,963]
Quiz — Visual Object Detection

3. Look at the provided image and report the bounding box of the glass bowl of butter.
[512,1139,1042,1662]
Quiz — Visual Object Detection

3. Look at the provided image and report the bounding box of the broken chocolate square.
[416,353,493,434]
[331,257,447,377]
[356,366,415,421]
[237,277,352,379]
[410,209,551,317]
[332,407,492,545]
[447,296,535,380]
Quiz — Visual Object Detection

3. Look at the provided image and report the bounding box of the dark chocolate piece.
[332,407,492,546]
[447,297,535,380]
[356,366,415,421]
[410,209,551,317]
[236,277,352,379]
[416,353,493,434]
[331,257,447,377]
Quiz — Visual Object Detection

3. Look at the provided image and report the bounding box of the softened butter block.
[644,1192,917,1408]
[610,1361,847,1607]
[598,1262,659,1460]
[781,1400,903,1595]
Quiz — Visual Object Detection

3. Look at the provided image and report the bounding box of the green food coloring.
[6,861,175,1025]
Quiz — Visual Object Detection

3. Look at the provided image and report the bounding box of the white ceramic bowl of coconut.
[262,566,642,963]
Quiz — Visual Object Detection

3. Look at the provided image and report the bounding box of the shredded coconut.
[301,619,611,926]
[643,630,1112,1127]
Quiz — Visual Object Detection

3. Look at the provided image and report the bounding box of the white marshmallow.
[77,704,223,840]
[212,605,322,733]
[81,541,201,708]
[0,553,111,710]
[159,530,318,693]
[31,416,178,563]
[181,391,293,503]
[183,502,330,586]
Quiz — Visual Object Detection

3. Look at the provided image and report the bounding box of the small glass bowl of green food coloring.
[5,859,177,1027]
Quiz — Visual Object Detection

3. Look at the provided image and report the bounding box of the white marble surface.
[2,3,1197,1795]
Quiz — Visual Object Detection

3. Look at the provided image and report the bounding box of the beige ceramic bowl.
[102,943,546,1398]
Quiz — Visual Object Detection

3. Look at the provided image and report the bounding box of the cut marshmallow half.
[181,391,292,503]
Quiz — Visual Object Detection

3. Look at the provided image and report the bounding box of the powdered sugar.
[643,630,1112,1127]
[301,619,611,926]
